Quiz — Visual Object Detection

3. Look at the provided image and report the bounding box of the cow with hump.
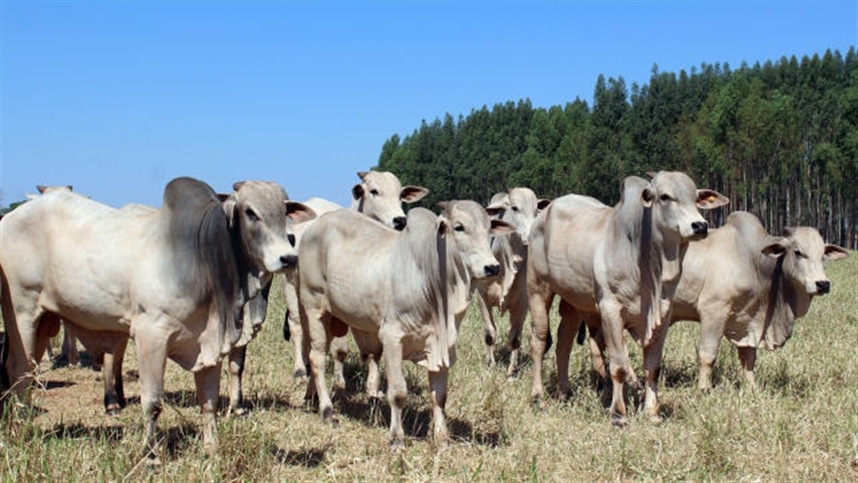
[298,200,512,447]
[282,170,428,389]
[0,177,311,463]
[668,211,849,389]
[476,188,550,375]
[526,171,728,424]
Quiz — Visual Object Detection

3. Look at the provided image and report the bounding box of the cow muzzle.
[280,254,298,269]
[815,280,830,294]
[484,264,501,277]
[691,221,708,238]
[393,216,407,231]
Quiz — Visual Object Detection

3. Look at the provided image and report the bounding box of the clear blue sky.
[2,1,856,208]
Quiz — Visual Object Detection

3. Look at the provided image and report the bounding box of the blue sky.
[2,1,856,208]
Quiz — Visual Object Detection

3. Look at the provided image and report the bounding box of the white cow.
[476,188,550,376]
[0,177,307,462]
[527,172,728,423]
[282,170,428,388]
[299,201,512,446]
[669,211,849,389]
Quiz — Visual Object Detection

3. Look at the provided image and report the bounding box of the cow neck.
[637,203,667,346]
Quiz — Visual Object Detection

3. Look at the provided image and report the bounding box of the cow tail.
[282,309,291,341]
[576,323,587,345]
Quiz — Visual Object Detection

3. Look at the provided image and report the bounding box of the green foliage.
[376,47,858,248]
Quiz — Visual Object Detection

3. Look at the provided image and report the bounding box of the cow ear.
[437,201,450,215]
[233,181,246,192]
[485,200,507,217]
[784,226,797,237]
[37,185,48,194]
[697,189,729,210]
[437,216,448,237]
[537,199,552,211]
[357,171,369,180]
[400,186,428,203]
[216,193,230,203]
[490,219,515,236]
[351,184,364,200]
[285,201,317,223]
[761,238,788,259]
[824,244,849,261]
[646,171,657,179]
[641,187,654,208]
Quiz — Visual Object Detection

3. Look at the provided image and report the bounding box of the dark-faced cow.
[0,177,303,462]
[527,172,727,423]
[282,170,428,388]
[476,188,550,376]
[669,211,849,389]
[298,201,511,446]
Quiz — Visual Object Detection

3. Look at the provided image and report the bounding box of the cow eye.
[244,208,259,222]
[511,206,520,212]
[370,189,379,196]
[454,224,465,232]
[794,250,805,258]
[660,194,672,202]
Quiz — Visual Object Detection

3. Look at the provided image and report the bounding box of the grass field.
[1,254,856,481]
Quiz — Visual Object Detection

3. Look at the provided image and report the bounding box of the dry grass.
[2,254,856,481]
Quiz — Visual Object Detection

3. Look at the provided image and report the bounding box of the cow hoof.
[105,406,122,417]
[389,438,405,451]
[145,455,163,472]
[293,368,307,381]
[611,415,628,428]
[227,406,249,418]
[333,379,346,391]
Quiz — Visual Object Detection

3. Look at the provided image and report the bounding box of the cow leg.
[599,301,630,424]
[61,322,80,367]
[506,289,528,378]
[195,365,221,455]
[134,332,167,464]
[380,326,406,447]
[697,314,726,390]
[737,346,757,389]
[1,295,41,402]
[305,309,337,424]
[428,369,449,445]
[331,335,349,391]
[283,275,308,380]
[555,301,581,398]
[353,328,384,399]
[476,293,497,366]
[528,289,554,401]
[584,317,609,387]
[226,345,247,417]
[642,322,669,421]
[103,335,129,415]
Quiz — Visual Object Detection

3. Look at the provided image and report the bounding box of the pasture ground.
[1,254,856,481]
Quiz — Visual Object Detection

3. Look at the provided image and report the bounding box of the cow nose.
[692,221,708,236]
[815,280,830,294]
[280,254,298,268]
[484,264,501,277]
[393,216,407,231]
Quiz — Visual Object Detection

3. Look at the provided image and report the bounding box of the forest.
[376,48,858,249]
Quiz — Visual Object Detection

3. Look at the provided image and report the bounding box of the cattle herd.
[0,170,848,463]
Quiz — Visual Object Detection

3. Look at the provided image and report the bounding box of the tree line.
[376,48,858,249]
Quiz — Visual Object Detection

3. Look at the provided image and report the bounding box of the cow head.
[228,181,316,275]
[761,228,849,295]
[351,171,429,231]
[644,171,729,241]
[438,200,513,279]
[485,187,550,246]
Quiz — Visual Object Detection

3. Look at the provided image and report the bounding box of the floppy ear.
[641,187,655,208]
[697,189,729,210]
[490,219,515,236]
[351,183,364,200]
[485,200,507,217]
[824,244,849,261]
[232,181,246,192]
[400,186,429,203]
[357,171,369,180]
[761,237,788,259]
[537,199,552,211]
[285,201,317,223]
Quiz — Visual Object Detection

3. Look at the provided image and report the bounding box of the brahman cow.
[527,171,727,423]
[0,177,307,461]
[282,170,428,388]
[476,188,549,375]
[669,211,849,389]
[299,201,512,446]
